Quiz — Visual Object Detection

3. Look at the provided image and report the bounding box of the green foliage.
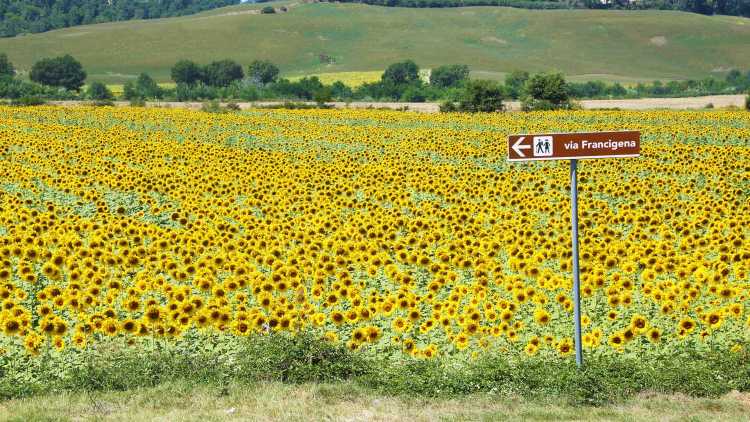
[86,81,113,101]
[504,70,529,100]
[203,59,244,87]
[382,60,420,86]
[29,55,86,91]
[0,1,241,38]
[135,73,163,99]
[9,95,45,106]
[455,79,504,112]
[521,72,571,111]
[429,64,469,88]
[0,75,76,100]
[248,60,280,85]
[2,334,746,406]
[171,60,204,86]
[261,6,277,14]
[0,53,13,76]
[314,86,333,105]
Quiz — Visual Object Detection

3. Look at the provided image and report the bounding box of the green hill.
[0,2,748,84]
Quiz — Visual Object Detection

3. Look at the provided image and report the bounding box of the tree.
[313,86,333,105]
[86,81,113,100]
[248,60,279,85]
[0,53,14,77]
[457,80,504,112]
[202,59,244,87]
[382,60,420,86]
[521,72,571,111]
[171,60,203,86]
[135,73,162,99]
[504,70,529,99]
[429,64,469,88]
[29,54,86,91]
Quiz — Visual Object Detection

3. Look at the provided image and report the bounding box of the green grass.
[2,381,749,422]
[0,2,748,84]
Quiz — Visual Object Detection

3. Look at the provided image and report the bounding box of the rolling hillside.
[0,2,748,84]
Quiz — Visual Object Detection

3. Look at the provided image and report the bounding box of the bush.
[171,60,204,86]
[29,54,87,91]
[439,101,458,112]
[86,81,113,101]
[203,59,244,87]
[400,84,427,102]
[10,95,45,106]
[456,79,504,112]
[429,64,469,88]
[0,53,14,77]
[137,73,163,99]
[261,6,276,13]
[505,70,529,99]
[201,100,225,113]
[314,86,333,105]
[382,60,420,86]
[248,60,280,85]
[521,72,572,111]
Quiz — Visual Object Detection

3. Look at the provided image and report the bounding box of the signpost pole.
[570,159,583,368]
[507,130,641,369]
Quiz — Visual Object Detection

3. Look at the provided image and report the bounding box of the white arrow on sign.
[511,136,531,157]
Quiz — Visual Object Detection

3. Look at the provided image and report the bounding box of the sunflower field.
[0,106,747,365]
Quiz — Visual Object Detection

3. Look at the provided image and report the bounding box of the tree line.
[1,53,749,111]
[0,0,241,38]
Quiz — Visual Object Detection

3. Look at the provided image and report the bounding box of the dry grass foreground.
[0,382,749,422]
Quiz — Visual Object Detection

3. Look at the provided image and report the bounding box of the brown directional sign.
[507,131,640,162]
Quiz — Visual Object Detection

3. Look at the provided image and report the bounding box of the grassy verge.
[1,334,749,408]
[2,382,749,422]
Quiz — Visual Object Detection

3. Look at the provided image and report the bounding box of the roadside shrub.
[200,100,225,113]
[261,6,276,13]
[86,81,114,101]
[225,102,241,111]
[135,73,163,99]
[10,95,45,106]
[314,86,333,105]
[521,72,571,111]
[439,101,458,112]
[457,79,504,112]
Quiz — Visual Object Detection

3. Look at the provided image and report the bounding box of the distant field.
[0,3,748,84]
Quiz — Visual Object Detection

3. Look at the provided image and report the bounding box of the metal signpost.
[507,131,641,367]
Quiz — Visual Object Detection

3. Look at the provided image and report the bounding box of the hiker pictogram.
[533,136,553,157]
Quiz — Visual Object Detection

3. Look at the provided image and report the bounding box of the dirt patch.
[481,36,508,45]
[59,31,91,38]
[649,36,667,47]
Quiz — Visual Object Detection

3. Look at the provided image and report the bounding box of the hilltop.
[0,2,748,84]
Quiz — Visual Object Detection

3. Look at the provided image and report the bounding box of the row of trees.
[2,53,749,110]
[0,0,241,38]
